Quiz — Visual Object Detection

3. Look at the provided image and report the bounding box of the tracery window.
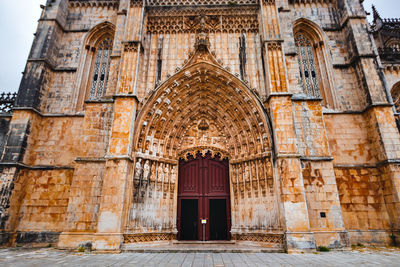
[391,82,400,133]
[392,83,400,113]
[295,33,321,98]
[89,37,113,100]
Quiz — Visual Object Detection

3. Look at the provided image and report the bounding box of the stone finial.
[372,5,382,23]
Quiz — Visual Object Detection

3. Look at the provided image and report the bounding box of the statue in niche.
[231,165,237,185]
[164,164,170,184]
[251,161,258,194]
[157,163,164,183]
[150,162,156,182]
[251,161,257,181]
[244,162,250,182]
[170,166,177,184]
[238,164,243,183]
[143,160,150,182]
[134,158,143,181]
[258,159,265,181]
[266,159,273,178]
[133,158,143,199]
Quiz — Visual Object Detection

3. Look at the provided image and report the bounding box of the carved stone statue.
[150,162,156,182]
[244,162,250,182]
[135,158,143,181]
[266,159,273,178]
[251,161,257,181]
[164,164,170,184]
[143,160,150,182]
[258,159,265,181]
[157,163,164,183]
[170,166,177,184]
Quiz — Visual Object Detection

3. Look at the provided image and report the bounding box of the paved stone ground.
[0,248,400,266]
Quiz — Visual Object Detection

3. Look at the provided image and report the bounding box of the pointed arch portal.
[128,36,283,244]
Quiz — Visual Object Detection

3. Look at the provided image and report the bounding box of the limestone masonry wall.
[0,0,400,251]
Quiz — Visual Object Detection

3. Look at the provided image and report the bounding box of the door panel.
[180,199,198,240]
[209,199,227,240]
[178,154,230,241]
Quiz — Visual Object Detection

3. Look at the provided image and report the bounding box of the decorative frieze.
[146,0,258,6]
[232,233,284,245]
[124,232,176,243]
[146,10,259,34]
[68,0,119,8]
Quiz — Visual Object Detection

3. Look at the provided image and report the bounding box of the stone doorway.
[177,153,231,241]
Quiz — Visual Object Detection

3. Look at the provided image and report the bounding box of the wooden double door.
[177,154,231,241]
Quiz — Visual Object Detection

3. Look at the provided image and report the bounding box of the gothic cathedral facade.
[1,0,400,252]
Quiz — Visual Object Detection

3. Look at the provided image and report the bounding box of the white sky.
[0,0,397,94]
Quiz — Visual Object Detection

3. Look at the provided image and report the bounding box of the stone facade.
[0,0,400,252]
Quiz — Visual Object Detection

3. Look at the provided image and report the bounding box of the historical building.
[0,0,400,252]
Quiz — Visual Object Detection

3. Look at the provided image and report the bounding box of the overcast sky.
[0,0,398,94]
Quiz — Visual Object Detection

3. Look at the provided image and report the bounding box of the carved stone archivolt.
[134,34,271,161]
[129,31,280,236]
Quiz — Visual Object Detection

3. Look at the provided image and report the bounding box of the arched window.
[74,22,115,111]
[293,19,337,109]
[295,33,321,98]
[391,82,400,113]
[89,37,113,100]
[386,39,400,50]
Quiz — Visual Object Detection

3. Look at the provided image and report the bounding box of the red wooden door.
[177,153,230,241]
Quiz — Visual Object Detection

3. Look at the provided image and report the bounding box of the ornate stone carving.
[230,157,281,231]
[146,9,259,34]
[146,0,258,6]
[124,233,176,243]
[232,233,284,245]
[69,0,119,8]
[134,39,271,160]
[129,159,178,232]
[179,146,229,161]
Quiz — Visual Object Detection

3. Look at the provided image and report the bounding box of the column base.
[313,231,350,249]
[285,232,316,253]
[58,232,95,249]
[93,233,124,251]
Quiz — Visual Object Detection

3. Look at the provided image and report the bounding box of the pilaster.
[92,0,145,251]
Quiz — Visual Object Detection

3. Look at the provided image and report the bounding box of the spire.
[372,5,382,23]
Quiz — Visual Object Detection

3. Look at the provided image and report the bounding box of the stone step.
[122,242,285,253]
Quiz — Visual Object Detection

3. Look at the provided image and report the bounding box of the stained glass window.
[295,34,321,98]
[89,38,113,100]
